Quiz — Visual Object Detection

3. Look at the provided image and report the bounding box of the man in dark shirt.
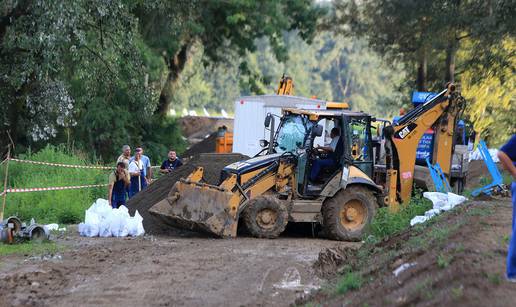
[498,134,516,282]
[160,150,183,174]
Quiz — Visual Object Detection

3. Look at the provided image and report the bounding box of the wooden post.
[1,145,11,221]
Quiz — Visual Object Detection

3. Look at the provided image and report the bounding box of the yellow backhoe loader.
[149,83,465,240]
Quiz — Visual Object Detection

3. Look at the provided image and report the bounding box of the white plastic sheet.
[79,198,145,237]
[410,192,467,226]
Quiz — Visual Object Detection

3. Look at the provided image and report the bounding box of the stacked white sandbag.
[78,198,145,237]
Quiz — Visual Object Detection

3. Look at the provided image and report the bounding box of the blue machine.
[425,158,451,193]
[471,140,505,197]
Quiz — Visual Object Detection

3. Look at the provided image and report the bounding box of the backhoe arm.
[384,83,465,206]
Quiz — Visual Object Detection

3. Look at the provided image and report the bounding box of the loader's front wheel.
[243,196,288,239]
[323,185,377,241]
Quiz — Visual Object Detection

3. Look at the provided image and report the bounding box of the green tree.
[133,0,325,115]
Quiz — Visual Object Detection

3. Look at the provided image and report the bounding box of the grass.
[1,145,108,224]
[0,240,61,257]
[335,272,363,294]
[437,253,453,268]
[367,192,432,242]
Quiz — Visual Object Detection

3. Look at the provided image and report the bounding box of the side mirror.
[264,114,272,128]
[259,139,269,148]
[311,124,323,137]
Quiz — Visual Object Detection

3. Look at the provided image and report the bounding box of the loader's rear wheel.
[323,185,377,241]
[243,196,288,239]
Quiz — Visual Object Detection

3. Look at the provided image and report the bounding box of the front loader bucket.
[149,180,239,237]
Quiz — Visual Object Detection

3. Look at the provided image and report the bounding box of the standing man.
[108,162,130,208]
[128,149,147,198]
[133,147,152,185]
[160,150,183,174]
[117,145,131,169]
[498,134,516,282]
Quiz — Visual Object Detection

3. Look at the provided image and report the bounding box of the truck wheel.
[243,196,288,239]
[323,185,377,241]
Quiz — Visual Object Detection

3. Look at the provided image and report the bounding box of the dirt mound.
[178,116,233,138]
[182,132,218,158]
[304,198,516,306]
[127,153,248,235]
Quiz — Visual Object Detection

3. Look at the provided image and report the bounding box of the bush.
[336,272,363,294]
[1,145,108,224]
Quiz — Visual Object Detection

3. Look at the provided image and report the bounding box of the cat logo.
[399,126,411,139]
[394,123,417,139]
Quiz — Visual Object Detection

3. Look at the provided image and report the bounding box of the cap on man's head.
[135,147,143,152]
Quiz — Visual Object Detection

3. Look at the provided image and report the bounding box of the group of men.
[108,145,183,208]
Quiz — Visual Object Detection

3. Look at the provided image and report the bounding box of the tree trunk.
[416,49,427,91]
[445,41,456,83]
[156,44,190,115]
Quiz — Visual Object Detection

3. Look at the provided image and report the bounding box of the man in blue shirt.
[498,134,516,282]
[131,147,152,185]
[160,150,183,174]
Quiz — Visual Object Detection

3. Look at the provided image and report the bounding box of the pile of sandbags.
[410,192,468,226]
[78,199,144,237]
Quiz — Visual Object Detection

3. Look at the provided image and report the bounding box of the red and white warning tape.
[2,184,108,194]
[10,158,162,170]
[9,158,113,170]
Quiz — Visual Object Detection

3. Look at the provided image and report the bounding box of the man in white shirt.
[310,128,341,182]
[128,148,147,198]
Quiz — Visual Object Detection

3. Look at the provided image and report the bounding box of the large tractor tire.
[322,185,378,241]
[243,196,289,239]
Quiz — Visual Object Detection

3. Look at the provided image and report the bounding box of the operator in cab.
[310,127,341,182]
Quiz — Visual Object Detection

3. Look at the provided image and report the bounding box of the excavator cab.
[271,109,375,198]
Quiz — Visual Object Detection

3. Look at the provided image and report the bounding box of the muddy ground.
[0,229,355,306]
[1,198,514,306]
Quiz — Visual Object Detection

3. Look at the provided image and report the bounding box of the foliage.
[2,145,107,224]
[169,31,407,117]
[134,0,326,113]
[461,39,516,146]
[0,1,184,160]
[335,0,515,144]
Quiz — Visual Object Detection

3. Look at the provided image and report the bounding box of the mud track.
[0,232,357,306]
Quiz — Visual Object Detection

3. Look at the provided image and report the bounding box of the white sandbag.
[83,210,100,237]
[424,208,440,218]
[412,192,468,226]
[447,192,467,207]
[423,192,448,210]
[80,199,144,237]
[127,210,145,237]
[98,210,113,237]
[410,215,429,226]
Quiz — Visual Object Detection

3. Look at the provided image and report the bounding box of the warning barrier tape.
[3,184,108,194]
[10,158,113,169]
[10,158,162,170]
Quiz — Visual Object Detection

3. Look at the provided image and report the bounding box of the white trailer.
[232,95,337,157]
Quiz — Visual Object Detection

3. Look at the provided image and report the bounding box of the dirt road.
[0,231,355,306]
